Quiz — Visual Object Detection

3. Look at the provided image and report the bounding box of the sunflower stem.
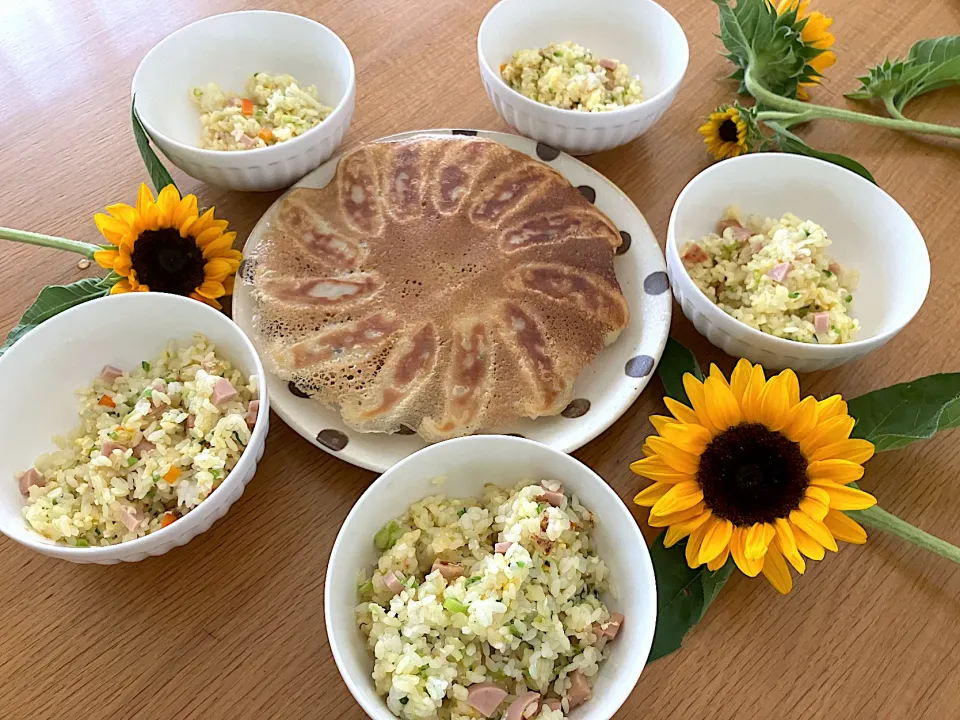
[0,228,100,258]
[850,505,960,564]
[744,69,960,139]
[881,95,910,123]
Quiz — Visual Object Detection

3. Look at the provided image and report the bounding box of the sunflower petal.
[640,443,655,457]
[707,547,730,571]
[649,415,676,435]
[685,521,711,569]
[809,439,875,464]
[683,374,719,435]
[729,359,753,404]
[799,496,828,522]
[195,280,226,300]
[708,364,731,390]
[110,279,133,294]
[172,193,199,230]
[698,517,734,565]
[812,481,877,511]
[202,232,238,259]
[660,423,712,455]
[136,183,155,214]
[203,257,240,282]
[780,368,800,408]
[790,510,838,552]
[740,364,767,423]
[804,486,831,507]
[800,415,855,457]
[774,518,805,573]
[703,376,741,431]
[816,395,848,422]
[791,522,825,560]
[663,510,712,548]
[758,374,790,431]
[633,483,671,507]
[114,250,133,276]
[730,527,764,577]
[663,397,701,426]
[94,213,128,245]
[191,291,222,309]
[651,480,704,517]
[646,436,701,475]
[223,275,235,296]
[744,522,773,560]
[648,502,707,527]
[155,184,182,226]
[807,459,865,485]
[629,457,692,484]
[781,396,819,442]
[93,249,119,269]
[823,509,868,544]
[761,545,793,594]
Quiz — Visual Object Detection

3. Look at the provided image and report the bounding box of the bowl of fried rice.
[325,435,656,720]
[0,293,269,564]
[667,153,930,372]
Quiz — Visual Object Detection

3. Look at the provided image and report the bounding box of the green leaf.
[657,337,704,405]
[848,374,960,451]
[1,279,109,356]
[131,95,178,195]
[767,121,877,184]
[647,532,734,663]
[847,36,960,111]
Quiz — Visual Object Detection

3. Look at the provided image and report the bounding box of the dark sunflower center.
[130,228,206,295]
[697,423,808,526]
[718,118,739,143]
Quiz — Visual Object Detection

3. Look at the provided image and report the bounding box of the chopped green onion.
[142,361,150,372]
[457,508,467,517]
[75,538,89,547]
[125,456,137,467]
[357,580,373,595]
[553,50,562,57]
[465,576,482,586]
[144,388,153,398]
[443,597,469,614]
[404,575,417,589]
[399,698,409,705]
[108,431,119,440]
[509,625,522,638]
[788,292,800,299]
[845,295,853,302]
[51,499,57,506]
[211,468,222,480]
[374,520,404,551]
[516,561,527,568]
[536,502,546,514]
[823,269,833,277]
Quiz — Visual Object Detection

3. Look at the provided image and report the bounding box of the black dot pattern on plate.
[238,258,256,283]
[317,429,349,451]
[452,129,478,136]
[561,398,591,418]
[616,231,632,256]
[577,185,597,204]
[395,425,417,435]
[624,355,655,378]
[643,271,669,295]
[288,381,311,399]
[536,143,561,161]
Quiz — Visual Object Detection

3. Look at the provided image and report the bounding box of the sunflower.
[632,360,877,594]
[93,184,242,309]
[774,0,836,100]
[698,106,750,161]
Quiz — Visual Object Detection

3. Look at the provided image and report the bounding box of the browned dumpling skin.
[249,135,629,442]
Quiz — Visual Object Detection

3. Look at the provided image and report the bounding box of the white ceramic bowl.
[477,0,688,155]
[0,293,269,564]
[325,435,656,720]
[667,153,930,372]
[132,11,356,192]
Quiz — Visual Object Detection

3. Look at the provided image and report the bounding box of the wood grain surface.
[1,1,959,718]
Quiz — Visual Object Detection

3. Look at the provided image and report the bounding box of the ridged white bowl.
[667,153,930,372]
[477,0,688,155]
[326,436,656,720]
[132,11,355,192]
[0,293,269,564]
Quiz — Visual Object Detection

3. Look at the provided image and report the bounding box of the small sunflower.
[93,184,242,309]
[698,106,750,161]
[633,360,877,594]
[774,0,836,100]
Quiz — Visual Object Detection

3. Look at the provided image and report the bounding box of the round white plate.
[233,129,671,472]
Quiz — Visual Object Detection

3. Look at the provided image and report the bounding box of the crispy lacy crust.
[250,135,629,442]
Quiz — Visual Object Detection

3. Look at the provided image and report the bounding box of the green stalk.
[745,69,960,139]
[848,505,960,564]
[881,96,910,123]
[0,228,100,258]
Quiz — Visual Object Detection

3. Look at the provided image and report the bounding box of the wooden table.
[2,0,959,717]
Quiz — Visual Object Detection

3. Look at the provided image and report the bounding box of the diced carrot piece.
[258,127,274,142]
[163,466,181,484]
[161,512,177,528]
[98,395,116,408]
[241,98,254,116]
[500,63,507,74]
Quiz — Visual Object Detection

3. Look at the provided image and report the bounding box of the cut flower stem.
[850,505,960,564]
[0,228,100,258]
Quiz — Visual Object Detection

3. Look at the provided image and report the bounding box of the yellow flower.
[698,106,750,161]
[774,0,836,100]
[632,360,876,594]
[93,184,242,310]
